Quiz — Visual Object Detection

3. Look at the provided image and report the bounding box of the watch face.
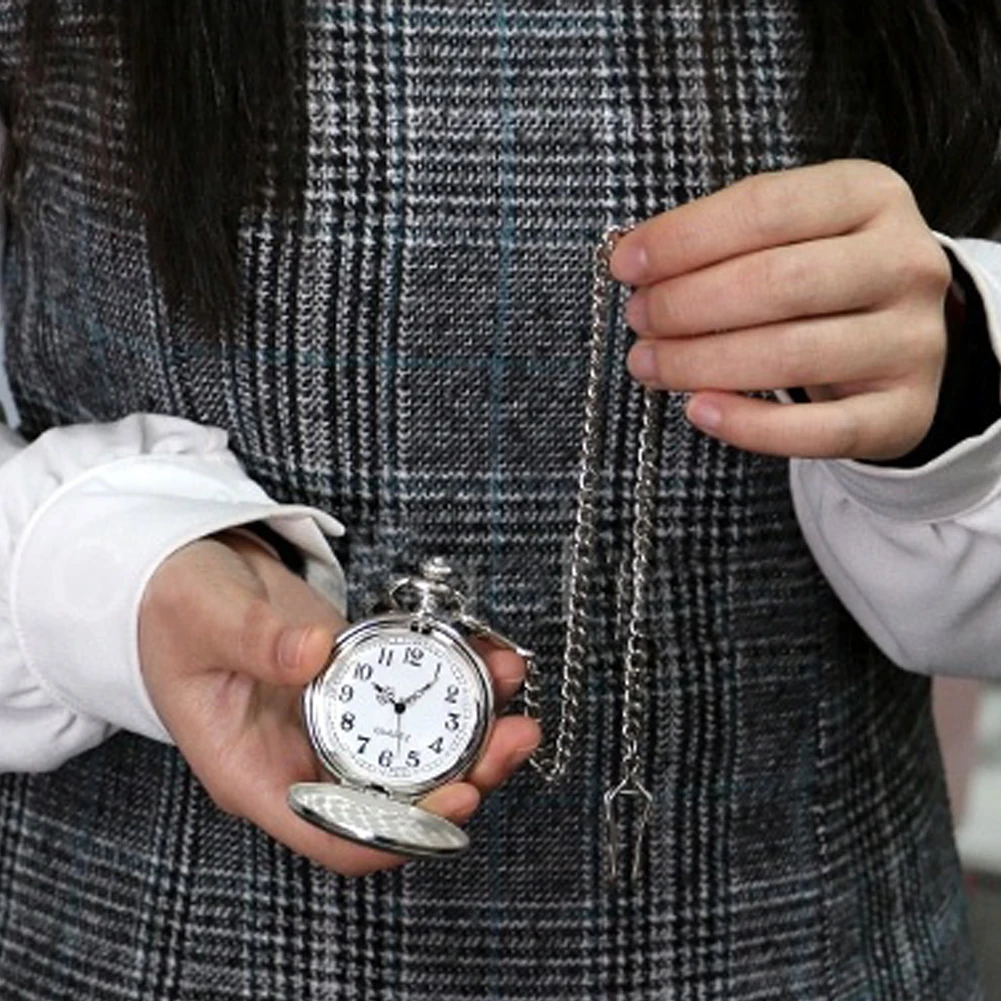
[303,616,493,798]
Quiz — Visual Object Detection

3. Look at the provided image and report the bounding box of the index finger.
[609,160,910,285]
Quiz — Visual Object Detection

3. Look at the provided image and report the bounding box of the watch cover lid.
[288,782,470,858]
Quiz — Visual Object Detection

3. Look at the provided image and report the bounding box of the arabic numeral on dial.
[339,684,354,702]
[340,712,355,731]
[378,750,394,768]
[404,646,424,666]
[378,648,394,666]
[357,735,370,754]
[445,685,460,704]
[406,750,420,768]
[353,663,373,681]
[445,712,460,731]
[429,737,444,754]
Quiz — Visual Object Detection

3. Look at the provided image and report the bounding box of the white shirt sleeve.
[0,413,347,773]
[791,234,1001,679]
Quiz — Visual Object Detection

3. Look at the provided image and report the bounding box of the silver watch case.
[289,612,494,858]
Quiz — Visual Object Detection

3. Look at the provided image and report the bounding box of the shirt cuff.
[5,414,344,750]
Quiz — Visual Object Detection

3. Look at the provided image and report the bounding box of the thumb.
[210,529,343,685]
[271,622,337,685]
[224,593,338,688]
[151,535,339,687]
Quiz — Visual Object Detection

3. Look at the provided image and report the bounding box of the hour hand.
[371,681,398,705]
[402,664,441,708]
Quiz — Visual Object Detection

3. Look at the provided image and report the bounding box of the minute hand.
[401,664,442,708]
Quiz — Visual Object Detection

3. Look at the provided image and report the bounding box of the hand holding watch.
[288,557,534,859]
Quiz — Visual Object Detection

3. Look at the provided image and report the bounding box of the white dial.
[304,617,492,798]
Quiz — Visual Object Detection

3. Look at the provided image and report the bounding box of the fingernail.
[498,671,524,694]
[510,744,538,768]
[624,292,649,333]
[612,241,648,284]
[687,397,722,431]
[279,626,312,672]
[627,342,658,383]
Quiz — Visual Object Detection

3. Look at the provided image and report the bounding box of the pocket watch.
[288,557,533,858]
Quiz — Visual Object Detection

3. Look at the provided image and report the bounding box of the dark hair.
[9,1,308,334]
[113,3,308,329]
[801,1,1001,238]
[9,2,1001,335]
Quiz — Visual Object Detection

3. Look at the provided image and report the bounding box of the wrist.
[862,246,999,469]
[219,522,307,576]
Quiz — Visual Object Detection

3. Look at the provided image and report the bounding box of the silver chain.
[523,226,660,885]
[604,385,660,884]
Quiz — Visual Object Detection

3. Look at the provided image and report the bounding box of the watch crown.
[387,557,468,617]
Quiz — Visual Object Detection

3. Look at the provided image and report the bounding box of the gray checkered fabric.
[0,1,984,998]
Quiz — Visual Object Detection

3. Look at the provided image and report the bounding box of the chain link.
[603,387,660,884]
[620,389,661,781]
[523,226,628,782]
[523,225,662,883]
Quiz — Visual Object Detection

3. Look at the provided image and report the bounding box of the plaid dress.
[0,1,984,998]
